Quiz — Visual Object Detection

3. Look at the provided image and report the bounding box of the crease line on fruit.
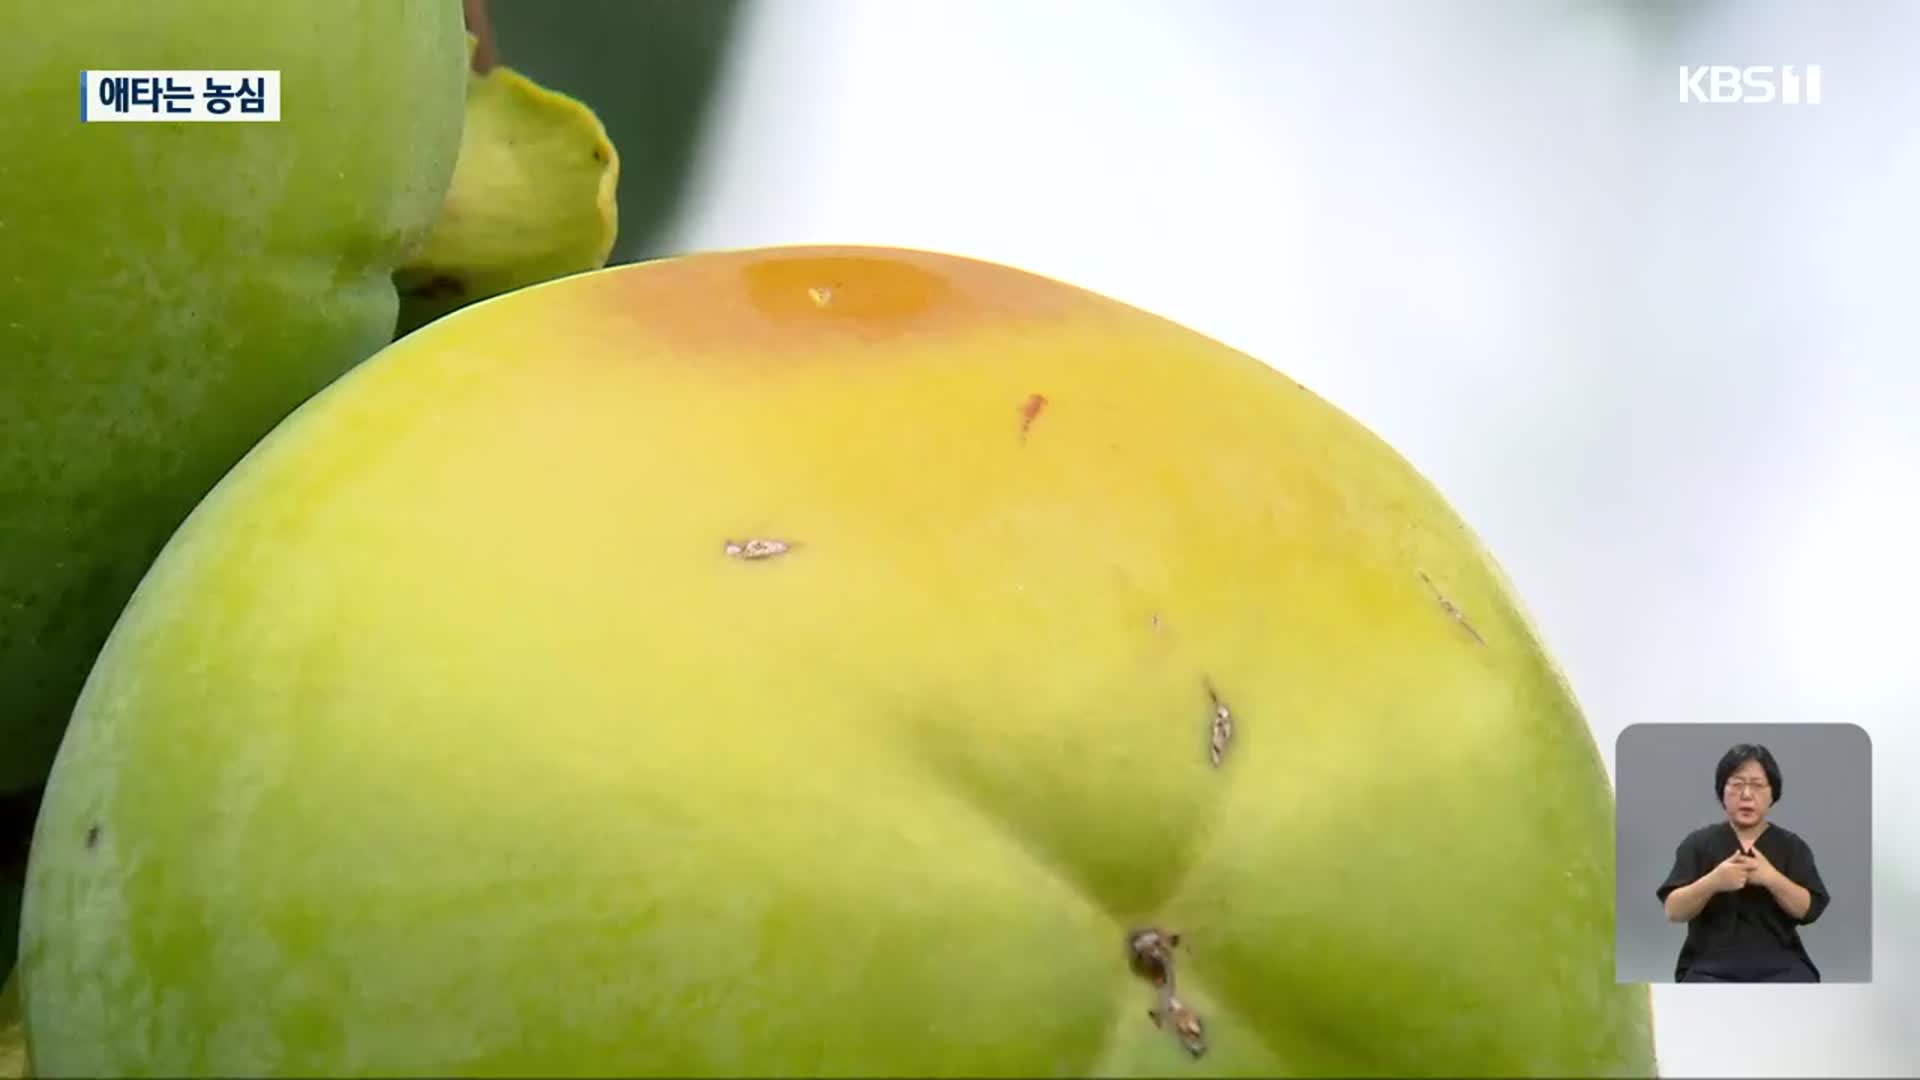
[1129,927,1207,1057]
[1204,681,1235,768]
[1418,570,1485,645]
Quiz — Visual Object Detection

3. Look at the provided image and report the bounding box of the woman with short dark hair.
[1655,743,1831,982]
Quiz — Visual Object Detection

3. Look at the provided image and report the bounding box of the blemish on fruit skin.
[1018,393,1048,442]
[723,538,794,561]
[1418,571,1485,646]
[586,247,1095,360]
[1156,997,1207,1059]
[1128,928,1207,1057]
[1128,927,1180,985]
[745,256,947,327]
[1204,682,1235,768]
[84,824,99,850]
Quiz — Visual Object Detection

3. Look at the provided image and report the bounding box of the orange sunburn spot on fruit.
[568,246,1100,361]
[744,254,948,324]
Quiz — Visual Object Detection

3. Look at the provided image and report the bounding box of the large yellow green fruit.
[0,0,469,793]
[19,247,1655,1076]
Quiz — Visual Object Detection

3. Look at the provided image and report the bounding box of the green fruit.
[0,1,471,793]
[20,247,1656,1076]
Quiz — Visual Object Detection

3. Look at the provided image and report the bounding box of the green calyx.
[394,34,622,336]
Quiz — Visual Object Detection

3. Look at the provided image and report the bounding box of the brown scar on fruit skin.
[84,824,99,850]
[1128,927,1180,985]
[1204,681,1235,767]
[1018,393,1048,442]
[1128,928,1207,1057]
[723,538,796,561]
[1418,570,1485,645]
[1154,997,1208,1058]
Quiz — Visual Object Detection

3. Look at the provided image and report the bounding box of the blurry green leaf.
[483,0,745,263]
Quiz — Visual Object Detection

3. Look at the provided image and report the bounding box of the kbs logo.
[1679,65,1822,105]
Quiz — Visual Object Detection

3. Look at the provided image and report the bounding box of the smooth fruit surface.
[20,247,1655,1076]
[0,0,469,793]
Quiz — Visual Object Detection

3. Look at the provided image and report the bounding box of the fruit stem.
[464,0,498,73]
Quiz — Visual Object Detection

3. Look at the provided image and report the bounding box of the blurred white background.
[661,1,1919,1074]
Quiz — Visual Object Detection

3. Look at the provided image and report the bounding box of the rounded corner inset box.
[1612,722,1873,985]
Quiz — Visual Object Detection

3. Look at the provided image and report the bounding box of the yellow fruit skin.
[21,247,1655,1077]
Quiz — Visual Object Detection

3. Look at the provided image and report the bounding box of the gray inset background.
[1615,723,1873,983]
